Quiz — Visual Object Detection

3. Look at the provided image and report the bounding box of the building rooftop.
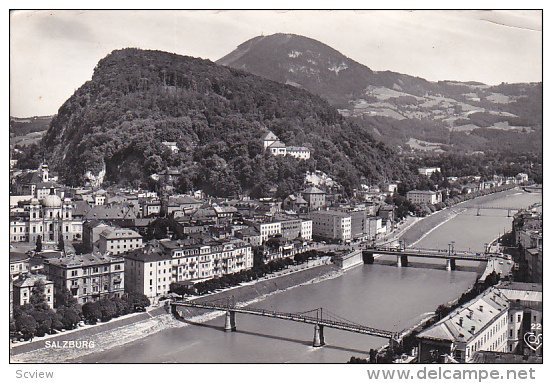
[99,227,142,240]
[267,140,286,149]
[310,210,351,218]
[417,287,510,344]
[84,205,137,220]
[123,245,172,263]
[10,251,30,263]
[286,146,310,152]
[407,190,438,195]
[262,131,278,141]
[45,252,123,268]
[302,186,325,194]
[168,195,202,205]
[13,273,52,288]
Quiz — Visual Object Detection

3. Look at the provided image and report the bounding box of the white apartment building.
[124,245,173,301]
[98,227,143,255]
[406,190,442,205]
[300,220,312,241]
[310,210,352,242]
[256,221,282,243]
[159,239,253,283]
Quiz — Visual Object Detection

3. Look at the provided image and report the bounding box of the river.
[76,188,541,363]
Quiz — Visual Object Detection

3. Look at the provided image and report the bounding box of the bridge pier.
[446,258,456,271]
[397,255,408,267]
[224,310,236,332]
[313,324,325,347]
[362,251,375,264]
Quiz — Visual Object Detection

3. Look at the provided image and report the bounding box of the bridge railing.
[172,301,396,338]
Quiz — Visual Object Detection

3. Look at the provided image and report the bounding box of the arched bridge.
[170,297,403,348]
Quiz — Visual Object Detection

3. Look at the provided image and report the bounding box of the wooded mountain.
[218,33,542,154]
[41,48,412,196]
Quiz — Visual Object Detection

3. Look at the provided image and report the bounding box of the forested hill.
[42,48,411,196]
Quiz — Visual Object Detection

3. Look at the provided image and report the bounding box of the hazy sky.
[10,10,542,117]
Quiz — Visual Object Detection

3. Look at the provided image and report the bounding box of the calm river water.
[79,188,541,363]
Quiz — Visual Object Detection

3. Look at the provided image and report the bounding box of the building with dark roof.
[123,245,173,301]
[43,252,124,304]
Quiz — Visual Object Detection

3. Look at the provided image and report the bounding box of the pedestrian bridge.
[171,298,404,348]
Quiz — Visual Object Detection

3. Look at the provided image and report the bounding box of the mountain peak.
[218,33,374,105]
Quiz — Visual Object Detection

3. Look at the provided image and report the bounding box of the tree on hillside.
[35,235,42,252]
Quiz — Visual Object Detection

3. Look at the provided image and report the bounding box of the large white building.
[124,245,174,300]
[418,283,543,363]
[406,190,442,205]
[255,221,282,243]
[263,131,311,160]
[310,210,352,242]
[98,227,143,255]
[159,239,254,283]
[417,287,509,363]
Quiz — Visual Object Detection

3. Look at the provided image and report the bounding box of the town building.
[13,274,54,309]
[282,194,309,213]
[9,190,83,248]
[43,252,125,304]
[234,227,262,247]
[10,251,30,278]
[159,238,253,282]
[164,195,202,216]
[161,141,179,153]
[98,227,143,255]
[262,131,311,159]
[255,221,282,243]
[349,210,368,240]
[123,244,173,301]
[418,167,441,176]
[417,287,510,363]
[300,220,313,241]
[301,186,326,210]
[310,210,352,242]
[82,221,112,252]
[406,190,442,205]
[496,281,542,355]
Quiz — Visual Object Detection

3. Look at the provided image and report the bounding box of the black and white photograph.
[6,5,545,378]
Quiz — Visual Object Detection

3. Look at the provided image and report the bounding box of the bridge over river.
[171,298,405,349]
[362,245,503,270]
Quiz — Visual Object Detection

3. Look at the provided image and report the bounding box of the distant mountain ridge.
[218,33,542,154]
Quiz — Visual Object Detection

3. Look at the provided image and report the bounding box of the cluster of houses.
[9,162,402,313]
[8,157,535,318]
